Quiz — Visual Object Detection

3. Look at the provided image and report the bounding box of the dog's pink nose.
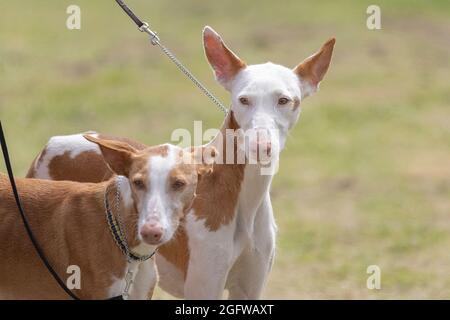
[140,222,163,244]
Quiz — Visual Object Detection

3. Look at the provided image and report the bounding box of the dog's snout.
[140,222,164,244]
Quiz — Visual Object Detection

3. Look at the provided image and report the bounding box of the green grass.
[1,0,449,299]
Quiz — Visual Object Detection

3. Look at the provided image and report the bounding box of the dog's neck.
[210,110,241,163]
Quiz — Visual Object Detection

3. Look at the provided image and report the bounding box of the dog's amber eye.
[239,97,250,106]
[172,179,186,191]
[278,97,290,105]
[133,179,145,189]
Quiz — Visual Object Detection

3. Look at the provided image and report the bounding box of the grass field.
[1,1,449,299]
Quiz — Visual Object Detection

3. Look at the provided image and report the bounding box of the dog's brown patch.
[49,150,113,183]
[157,222,190,279]
[191,112,244,231]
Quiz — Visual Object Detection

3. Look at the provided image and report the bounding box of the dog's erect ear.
[293,38,335,99]
[203,26,246,91]
[83,135,137,176]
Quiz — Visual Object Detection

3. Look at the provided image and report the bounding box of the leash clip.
[115,0,228,114]
[122,269,134,300]
[139,22,160,45]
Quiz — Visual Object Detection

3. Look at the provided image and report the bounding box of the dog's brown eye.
[278,97,290,105]
[239,97,250,106]
[172,179,186,191]
[133,179,145,189]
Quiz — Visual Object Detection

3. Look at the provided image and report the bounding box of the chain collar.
[104,178,156,263]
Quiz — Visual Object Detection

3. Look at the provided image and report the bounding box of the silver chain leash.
[103,177,133,299]
[114,177,131,262]
[113,177,134,300]
[139,22,229,115]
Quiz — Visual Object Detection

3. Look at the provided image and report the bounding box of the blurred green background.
[1,0,449,299]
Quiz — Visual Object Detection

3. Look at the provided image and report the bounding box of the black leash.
[0,121,81,300]
[115,0,145,28]
[0,121,124,300]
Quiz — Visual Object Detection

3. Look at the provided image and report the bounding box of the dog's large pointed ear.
[83,135,137,176]
[203,26,246,91]
[293,38,335,99]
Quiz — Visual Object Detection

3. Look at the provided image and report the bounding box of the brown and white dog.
[27,26,334,299]
[1,136,214,299]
